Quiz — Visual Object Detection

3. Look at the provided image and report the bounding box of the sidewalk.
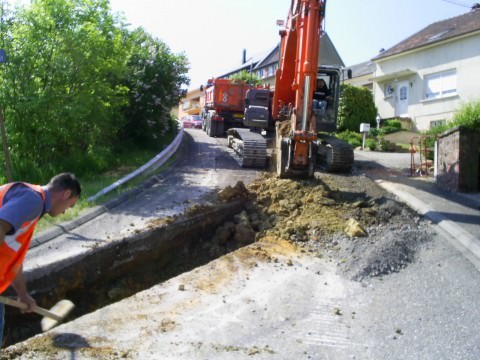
[355,151,480,268]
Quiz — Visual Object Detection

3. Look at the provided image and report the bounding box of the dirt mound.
[212,172,432,281]
[168,170,431,282]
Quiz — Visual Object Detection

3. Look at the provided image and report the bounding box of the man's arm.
[0,219,36,311]
[10,268,37,312]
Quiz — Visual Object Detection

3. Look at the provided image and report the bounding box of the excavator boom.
[274,0,327,177]
[273,0,325,131]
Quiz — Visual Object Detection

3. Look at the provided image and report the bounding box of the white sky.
[12,0,474,90]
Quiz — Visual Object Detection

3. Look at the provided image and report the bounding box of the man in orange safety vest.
[0,172,81,347]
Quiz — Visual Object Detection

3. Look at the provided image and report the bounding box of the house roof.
[217,50,269,79]
[346,60,375,78]
[219,32,344,79]
[374,7,480,60]
[254,45,280,69]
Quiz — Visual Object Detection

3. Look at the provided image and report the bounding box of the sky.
[14,0,474,90]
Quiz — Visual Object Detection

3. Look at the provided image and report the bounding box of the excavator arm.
[273,0,326,177]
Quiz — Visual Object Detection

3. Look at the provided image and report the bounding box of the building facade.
[370,7,480,131]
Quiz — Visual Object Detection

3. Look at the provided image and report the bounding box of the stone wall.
[437,126,480,192]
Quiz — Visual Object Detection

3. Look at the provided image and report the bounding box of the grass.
[35,148,178,234]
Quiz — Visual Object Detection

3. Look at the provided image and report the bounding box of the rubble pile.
[212,172,432,280]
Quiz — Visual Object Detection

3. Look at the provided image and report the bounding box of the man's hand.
[11,268,37,313]
[16,292,37,313]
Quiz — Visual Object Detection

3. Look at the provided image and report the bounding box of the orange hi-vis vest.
[0,183,45,293]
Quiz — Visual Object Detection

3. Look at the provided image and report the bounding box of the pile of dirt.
[211,171,432,281]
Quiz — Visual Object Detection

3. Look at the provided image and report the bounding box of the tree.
[0,0,129,178]
[0,0,190,181]
[120,28,189,149]
[229,70,262,86]
[338,84,377,132]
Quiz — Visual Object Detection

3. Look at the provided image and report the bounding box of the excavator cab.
[313,66,341,134]
[243,88,272,130]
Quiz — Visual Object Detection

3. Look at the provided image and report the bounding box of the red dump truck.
[201,78,249,137]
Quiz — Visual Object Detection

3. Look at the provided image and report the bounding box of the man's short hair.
[47,173,81,198]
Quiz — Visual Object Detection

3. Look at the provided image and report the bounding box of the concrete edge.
[373,178,480,263]
[87,124,184,202]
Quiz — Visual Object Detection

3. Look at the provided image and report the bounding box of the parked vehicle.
[201,79,249,137]
[182,115,203,129]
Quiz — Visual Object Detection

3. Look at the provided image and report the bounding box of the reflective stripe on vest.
[0,183,45,293]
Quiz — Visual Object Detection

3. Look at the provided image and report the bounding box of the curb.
[87,125,184,202]
[31,125,184,248]
[373,178,480,263]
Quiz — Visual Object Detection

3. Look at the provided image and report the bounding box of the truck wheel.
[206,121,212,137]
[210,121,217,137]
[217,122,224,137]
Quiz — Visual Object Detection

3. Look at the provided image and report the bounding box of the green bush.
[365,138,377,151]
[383,119,402,129]
[369,128,380,137]
[336,130,362,148]
[338,84,377,132]
[378,138,397,152]
[451,100,480,130]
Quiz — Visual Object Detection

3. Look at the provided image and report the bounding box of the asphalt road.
[8,130,480,359]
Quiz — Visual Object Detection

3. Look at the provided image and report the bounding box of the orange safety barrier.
[409,135,436,177]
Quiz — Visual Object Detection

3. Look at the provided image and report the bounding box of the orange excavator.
[273,0,353,177]
[202,0,352,175]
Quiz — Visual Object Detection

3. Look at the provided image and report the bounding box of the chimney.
[242,49,247,64]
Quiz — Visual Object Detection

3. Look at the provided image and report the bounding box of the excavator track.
[317,135,354,172]
[227,128,267,168]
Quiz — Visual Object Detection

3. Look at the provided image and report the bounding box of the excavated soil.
[214,171,432,281]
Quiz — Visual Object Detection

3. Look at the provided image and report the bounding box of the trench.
[3,198,251,348]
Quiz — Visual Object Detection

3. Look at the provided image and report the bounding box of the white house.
[370,6,480,131]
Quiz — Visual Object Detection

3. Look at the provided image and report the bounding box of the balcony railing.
[182,101,201,111]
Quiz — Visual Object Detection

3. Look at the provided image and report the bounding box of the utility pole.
[0,105,12,181]
[0,0,12,181]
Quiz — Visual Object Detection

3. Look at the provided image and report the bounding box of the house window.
[268,65,275,77]
[430,119,446,128]
[424,69,456,100]
[384,83,394,98]
[399,86,407,100]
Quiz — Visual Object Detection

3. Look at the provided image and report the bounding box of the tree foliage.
[0,0,189,181]
[229,70,262,86]
[120,28,189,149]
[338,84,377,132]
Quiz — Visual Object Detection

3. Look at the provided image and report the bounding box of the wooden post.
[0,105,13,182]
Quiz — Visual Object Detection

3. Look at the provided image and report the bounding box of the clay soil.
[215,169,432,281]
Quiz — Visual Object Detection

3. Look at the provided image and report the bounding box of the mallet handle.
[0,295,62,321]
